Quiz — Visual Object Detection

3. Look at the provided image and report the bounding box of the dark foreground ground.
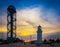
[0,42,60,47]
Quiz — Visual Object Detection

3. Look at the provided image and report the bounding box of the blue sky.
[0,0,60,11]
[0,0,60,20]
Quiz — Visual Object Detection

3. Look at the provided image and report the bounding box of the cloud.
[0,5,60,39]
[0,6,60,29]
[17,6,60,28]
[17,6,60,39]
[40,8,60,28]
[17,6,46,27]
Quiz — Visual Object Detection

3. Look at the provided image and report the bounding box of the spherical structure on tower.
[7,5,16,14]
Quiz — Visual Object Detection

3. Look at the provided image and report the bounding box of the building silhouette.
[36,25,42,45]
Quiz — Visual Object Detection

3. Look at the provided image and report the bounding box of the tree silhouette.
[43,39,47,43]
[56,38,60,43]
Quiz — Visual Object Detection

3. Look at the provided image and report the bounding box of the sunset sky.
[0,0,60,40]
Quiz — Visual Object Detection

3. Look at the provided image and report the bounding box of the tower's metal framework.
[7,5,16,41]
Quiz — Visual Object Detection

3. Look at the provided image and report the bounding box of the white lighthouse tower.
[36,25,42,45]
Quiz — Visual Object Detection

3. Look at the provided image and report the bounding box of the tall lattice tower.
[7,5,16,41]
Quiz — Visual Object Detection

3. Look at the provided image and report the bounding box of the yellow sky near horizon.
[0,25,60,37]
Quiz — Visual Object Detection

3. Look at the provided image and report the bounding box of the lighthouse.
[36,25,42,45]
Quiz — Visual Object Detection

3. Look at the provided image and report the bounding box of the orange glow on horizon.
[24,40,31,42]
